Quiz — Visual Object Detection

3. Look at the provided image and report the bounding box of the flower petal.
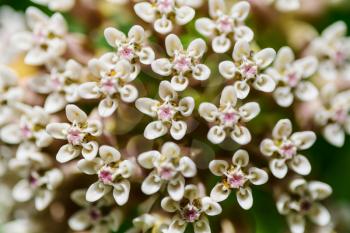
[44,93,67,113]
[137,150,159,169]
[139,46,155,65]
[212,35,231,53]
[168,175,185,201]
[154,17,173,34]
[260,138,277,156]
[232,149,249,167]
[210,183,230,202]
[165,34,183,57]
[219,61,236,79]
[178,97,195,117]
[169,216,187,233]
[233,81,250,99]
[236,187,253,210]
[287,214,305,233]
[171,75,189,91]
[56,144,80,163]
[81,141,99,160]
[308,181,332,200]
[179,156,197,177]
[254,48,276,69]
[323,123,345,147]
[253,74,276,93]
[273,86,294,107]
[134,2,156,23]
[35,189,53,211]
[151,58,172,76]
[233,40,250,61]
[144,121,168,140]
[269,159,288,179]
[230,125,251,145]
[295,81,318,101]
[68,210,90,231]
[99,145,121,163]
[294,56,318,78]
[209,160,229,176]
[104,27,125,47]
[309,204,331,226]
[192,64,211,81]
[77,158,103,174]
[273,119,293,140]
[193,216,211,233]
[248,167,268,185]
[161,196,180,213]
[274,46,295,71]
[195,18,215,37]
[220,85,237,107]
[208,126,226,144]
[0,124,21,144]
[135,98,159,117]
[187,38,206,59]
[86,182,110,202]
[141,171,162,195]
[46,123,69,140]
[113,179,130,205]
[198,103,218,122]
[170,120,187,140]
[159,81,177,100]
[290,131,316,150]
[66,104,87,123]
[231,1,250,21]
[239,102,260,122]
[98,98,118,117]
[175,6,195,25]
[202,196,222,215]
[12,180,33,202]
[120,84,138,103]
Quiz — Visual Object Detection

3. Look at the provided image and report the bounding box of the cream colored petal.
[161,196,180,212]
[230,125,251,145]
[198,103,218,122]
[269,158,288,179]
[236,187,253,210]
[66,104,87,123]
[248,167,268,185]
[209,160,229,176]
[208,126,226,144]
[104,27,126,47]
[210,183,230,202]
[290,131,316,150]
[144,121,168,140]
[56,144,80,163]
[239,102,260,122]
[230,1,250,21]
[175,6,195,25]
[170,120,187,140]
[167,175,185,201]
[188,38,206,59]
[254,48,276,69]
[154,17,173,35]
[159,80,177,100]
[135,98,159,117]
[113,179,130,205]
[232,149,249,167]
[99,145,121,163]
[233,40,250,61]
[178,97,195,117]
[219,61,236,79]
[274,46,295,71]
[272,118,293,139]
[212,35,231,53]
[289,154,311,176]
[323,123,345,147]
[195,18,215,37]
[134,2,156,23]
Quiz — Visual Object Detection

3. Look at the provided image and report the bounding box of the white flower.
[161,184,222,233]
[129,213,171,233]
[268,47,318,107]
[1,104,52,148]
[199,86,260,145]
[77,145,134,205]
[135,81,195,140]
[12,7,67,66]
[195,0,254,53]
[138,142,197,201]
[306,21,350,81]
[104,25,155,65]
[29,59,85,113]
[219,40,276,99]
[0,65,23,126]
[260,119,316,179]
[272,0,300,12]
[79,54,138,117]
[152,34,210,91]
[314,87,350,147]
[46,104,103,163]
[0,6,26,64]
[31,0,75,12]
[134,0,195,34]
[68,189,123,233]
[276,178,332,233]
[209,149,268,210]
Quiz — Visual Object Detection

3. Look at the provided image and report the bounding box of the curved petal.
[137,150,159,169]
[192,64,211,81]
[269,159,288,179]
[178,97,195,117]
[169,216,187,233]
[198,103,218,122]
[77,158,103,174]
[323,123,345,147]
[135,98,159,117]
[167,175,185,201]
[295,81,318,101]
[209,0,225,18]
[113,179,130,205]
[260,139,277,156]
[248,167,268,185]
[120,84,138,103]
[165,34,183,57]
[274,46,295,71]
[309,204,331,226]
[98,98,118,117]
[202,196,222,215]
[195,17,215,37]
[104,27,126,47]
[99,145,121,163]
[253,74,276,92]
[159,80,177,100]
[86,182,110,202]
[233,25,254,42]
[12,180,33,202]
[154,17,173,34]
[232,149,249,167]
[35,189,53,211]
[65,104,87,123]
[175,6,195,25]
[171,75,189,91]
[0,124,21,144]
[219,61,236,79]
[46,123,69,140]
[151,58,172,76]
[233,81,250,99]
[273,118,293,140]
[231,1,250,21]
[287,214,305,233]
[81,141,99,160]
[170,120,187,140]
[239,102,260,122]
[56,144,80,163]
[212,35,231,53]
[290,131,316,150]
[208,126,226,144]
[231,125,251,145]
[233,40,250,61]
[308,181,332,200]
[141,172,162,195]
[210,183,230,202]
[144,121,168,140]
[236,187,253,210]
[187,38,206,59]
[273,86,294,107]
[68,210,90,231]
[44,93,66,113]
[128,25,145,43]
[194,216,210,233]
[209,160,229,176]
[78,82,100,99]
[220,85,237,106]
[294,56,318,78]
[161,196,180,213]
[133,2,156,23]
[254,48,276,69]
[138,46,155,65]
[179,156,197,177]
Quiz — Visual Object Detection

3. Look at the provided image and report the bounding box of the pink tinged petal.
[231,125,251,145]
[291,131,316,150]
[231,1,250,21]
[210,183,230,202]
[195,18,215,37]
[253,74,276,92]
[209,160,229,176]
[219,61,236,79]
[154,17,173,34]
[192,64,211,81]
[113,179,130,206]
[269,159,288,179]
[179,156,197,177]
[198,103,218,122]
[65,104,87,123]
[144,121,168,140]
[236,187,253,210]
[273,119,293,140]
[170,120,187,140]
[86,182,111,202]
[295,81,318,101]
[175,6,195,25]
[308,181,332,200]
[212,35,231,53]
[208,126,226,144]
[287,214,305,233]
[323,123,345,147]
[249,167,268,185]
[133,2,156,23]
[309,204,331,226]
[193,216,211,233]
[104,27,125,47]
[82,141,99,160]
[98,98,118,117]
[273,86,294,107]
[254,48,276,69]
[167,175,185,201]
[233,81,250,99]
[141,172,162,195]
[260,138,277,156]
[12,180,33,202]
[68,209,90,231]
[239,102,260,122]
[56,144,80,163]
[35,189,53,211]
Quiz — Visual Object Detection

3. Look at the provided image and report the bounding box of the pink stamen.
[89,209,101,221]
[67,128,83,145]
[157,0,173,13]
[182,205,200,223]
[286,72,299,87]
[119,46,134,60]
[98,170,113,184]
[228,174,245,189]
[158,106,174,121]
[280,143,297,159]
[218,17,233,33]
[101,78,117,95]
[223,112,238,125]
[159,166,176,180]
[242,63,257,78]
[21,125,31,138]
[173,56,191,73]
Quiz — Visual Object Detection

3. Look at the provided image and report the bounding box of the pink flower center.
[21,125,31,138]
[158,106,174,121]
[227,173,245,189]
[157,0,173,13]
[280,143,297,159]
[50,75,62,90]
[159,166,176,180]
[334,50,346,66]
[101,78,117,95]
[89,209,101,221]
[182,205,200,223]
[173,56,191,73]
[98,169,113,184]
[67,128,83,145]
[222,112,238,126]
[241,63,257,78]
[286,72,299,87]
[218,16,233,33]
[333,108,347,124]
[119,46,134,60]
